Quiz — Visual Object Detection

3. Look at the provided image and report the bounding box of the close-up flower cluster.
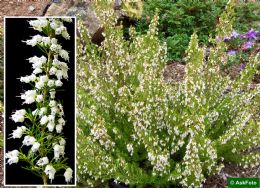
[76,0,259,187]
[5,18,74,185]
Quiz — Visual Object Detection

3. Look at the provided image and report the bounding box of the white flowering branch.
[6,18,73,185]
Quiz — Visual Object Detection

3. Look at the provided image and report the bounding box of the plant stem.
[42,174,48,186]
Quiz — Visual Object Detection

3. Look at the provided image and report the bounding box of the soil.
[0,0,51,27]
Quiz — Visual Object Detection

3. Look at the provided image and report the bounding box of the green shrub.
[135,0,228,62]
[234,1,260,32]
[77,0,259,187]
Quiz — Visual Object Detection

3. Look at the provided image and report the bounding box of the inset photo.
[4,17,76,186]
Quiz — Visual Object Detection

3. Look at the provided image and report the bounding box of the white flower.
[29,18,48,31]
[64,168,73,183]
[50,20,59,30]
[33,68,42,74]
[22,136,36,146]
[36,157,49,166]
[55,80,63,87]
[33,55,46,64]
[51,106,58,115]
[25,38,37,46]
[32,109,38,116]
[36,95,44,102]
[56,70,65,80]
[28,56,47,68]
[10,126,26,139]
[11,109,26,122]
[20,74,36,83]
[53,144,65,161]
[49,100,56,107]
[21,90,37,104]
[20,76,30,83]
[47,122,55,132]
[58,118,65,126]
[35,80,45,89]
[56,124,63,133]
[50,44,62,52]
[59,138,66,146]
[31,142,40,152]
[49,67,57,75]
[39,107,47,116]
[51,38,58,44]
[62,18,72,22]
[48,114,55,123]
[127,144,134,156]
[50,91,56,99]
[55,26,66,35]
[42,37,51,45]
[6,150,19,165]
[25,35,43,46]
[62,31,70,40]
[59,49,69,61]
[44,165,56,182]
[40,115,49,125]
[48,80,55,87]
[40,75,49,83]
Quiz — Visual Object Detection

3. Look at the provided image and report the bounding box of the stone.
[44,0,74,16]
[44,0,104,45]
[28,6,35,12]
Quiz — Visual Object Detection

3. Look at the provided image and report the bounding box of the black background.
[5,18,75,185]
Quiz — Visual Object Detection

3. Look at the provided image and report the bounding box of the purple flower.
[242,41,252,50]
[240,63,246,70]
[227,50,237,56]
[231,31,239,38]
[245,29,258,40]
[224,37,229,43]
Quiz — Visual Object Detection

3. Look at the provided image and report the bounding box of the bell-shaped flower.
[44,165,56,182]
[22,136,36,146]
[11,109,26,123]
[6,150,19,165]
[10,126,27,139]
[64,168,73,183]
[36,157,49,166]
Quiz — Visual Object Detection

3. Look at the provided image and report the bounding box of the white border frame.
[4,16,77,187]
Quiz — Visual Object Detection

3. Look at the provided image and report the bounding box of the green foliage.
[234,1,260,32]
[136,0,228,62]
[77,0,259,187]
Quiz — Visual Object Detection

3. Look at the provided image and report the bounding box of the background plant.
[234,1,260,32]
[222,28,259,71]
[134,0,259,63]
[5,18,73,185]
[135,0,228,62]
[77,0,259,187]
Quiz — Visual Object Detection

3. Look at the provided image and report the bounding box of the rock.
[44,0,104,45]
[44,0,74,16]
[28,5,35,12]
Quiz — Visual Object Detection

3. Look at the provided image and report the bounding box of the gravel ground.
[0,0,50,27]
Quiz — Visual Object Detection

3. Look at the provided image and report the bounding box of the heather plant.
[77,0,259,187]
[5,18,73,185]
